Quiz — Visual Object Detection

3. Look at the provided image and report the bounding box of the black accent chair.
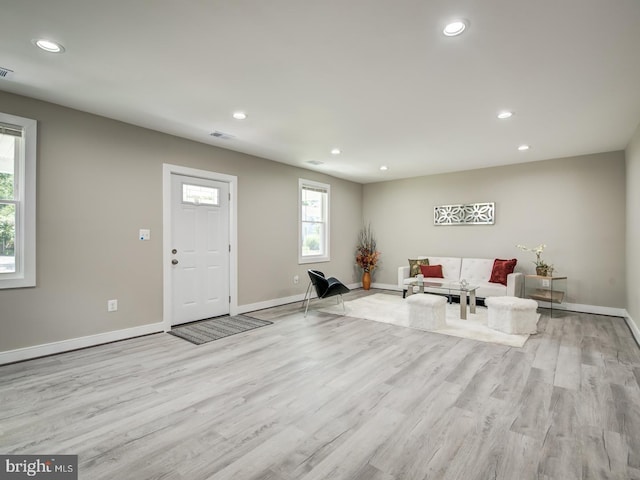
[302,270,350,317]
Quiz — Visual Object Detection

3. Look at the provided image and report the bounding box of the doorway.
[163,164,238,331]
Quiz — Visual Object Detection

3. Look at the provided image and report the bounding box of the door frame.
[162,164,238,332]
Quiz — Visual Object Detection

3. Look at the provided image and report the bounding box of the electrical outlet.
[293,275,299,284]
[107,299,118,312]
[542,279,550,288]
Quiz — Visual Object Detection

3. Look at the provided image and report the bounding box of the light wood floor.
[1,289,639,480]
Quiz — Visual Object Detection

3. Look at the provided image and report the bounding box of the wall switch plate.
[294,275,299,284]
[107,299,118,312]
[139,229,150,241]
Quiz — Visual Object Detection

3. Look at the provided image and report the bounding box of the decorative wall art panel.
[433,202,495,225]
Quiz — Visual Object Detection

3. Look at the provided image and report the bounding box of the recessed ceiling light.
[443,20,468,37]
[232,112,247,120]
[518,144,530,151]
[497,111,513,119]
[331,148,341,155]
[380,166,388,171]
[33,39,65,53]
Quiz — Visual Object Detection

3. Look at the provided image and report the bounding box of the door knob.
[171,259,179,265]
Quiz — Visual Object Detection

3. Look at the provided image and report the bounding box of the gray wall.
[363,152,626,308]
[0,91,363,352]
[626,122,640,330]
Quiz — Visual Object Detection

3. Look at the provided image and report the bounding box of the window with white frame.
[0,113,37,289]
[299,179,330,263]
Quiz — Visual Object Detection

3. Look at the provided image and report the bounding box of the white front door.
[170,174,230,326]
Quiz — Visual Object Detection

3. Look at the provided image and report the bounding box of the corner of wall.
[624,310,640,348]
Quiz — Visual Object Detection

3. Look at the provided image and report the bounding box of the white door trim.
[162,164,238,332]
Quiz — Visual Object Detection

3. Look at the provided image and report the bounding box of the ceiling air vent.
[210,130,235,140]
[307,160,324,165]
[0,67,14,79]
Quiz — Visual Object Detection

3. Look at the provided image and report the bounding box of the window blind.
[302,185,327,194]
[0,123,23,137]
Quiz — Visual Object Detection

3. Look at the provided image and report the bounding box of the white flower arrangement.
[516,243,548,268]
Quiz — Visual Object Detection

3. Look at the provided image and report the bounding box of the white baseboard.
[237,293,309,314]
[1,282,366,366]
[236,282,361,315]
[0,323,164,366]
[525,300,626,318]
[4,284,634,365]
[624,310,640,346]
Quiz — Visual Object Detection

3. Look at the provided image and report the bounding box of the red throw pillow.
[419,264,444,278]
[490,258,517,286]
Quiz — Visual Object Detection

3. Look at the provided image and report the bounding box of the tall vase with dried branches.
[356,224,381,290]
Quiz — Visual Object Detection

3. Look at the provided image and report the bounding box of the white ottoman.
[406,294,447,330]
[486,296,539,334]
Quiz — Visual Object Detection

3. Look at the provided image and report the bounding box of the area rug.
[318,293,538,348]
[168,315,272,345]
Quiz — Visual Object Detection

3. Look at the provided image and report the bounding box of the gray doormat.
[168,315,272,345]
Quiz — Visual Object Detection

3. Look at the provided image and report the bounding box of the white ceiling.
[2,0,640,184]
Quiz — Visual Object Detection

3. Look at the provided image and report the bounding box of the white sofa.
[397,256,523,299]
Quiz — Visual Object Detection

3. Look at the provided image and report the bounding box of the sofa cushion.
[489,258,518,286]
[460,258,494,285]
[427,257,462,280]
[408,258,429,277]
[474,282,508,298]
[420,264,444,278]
